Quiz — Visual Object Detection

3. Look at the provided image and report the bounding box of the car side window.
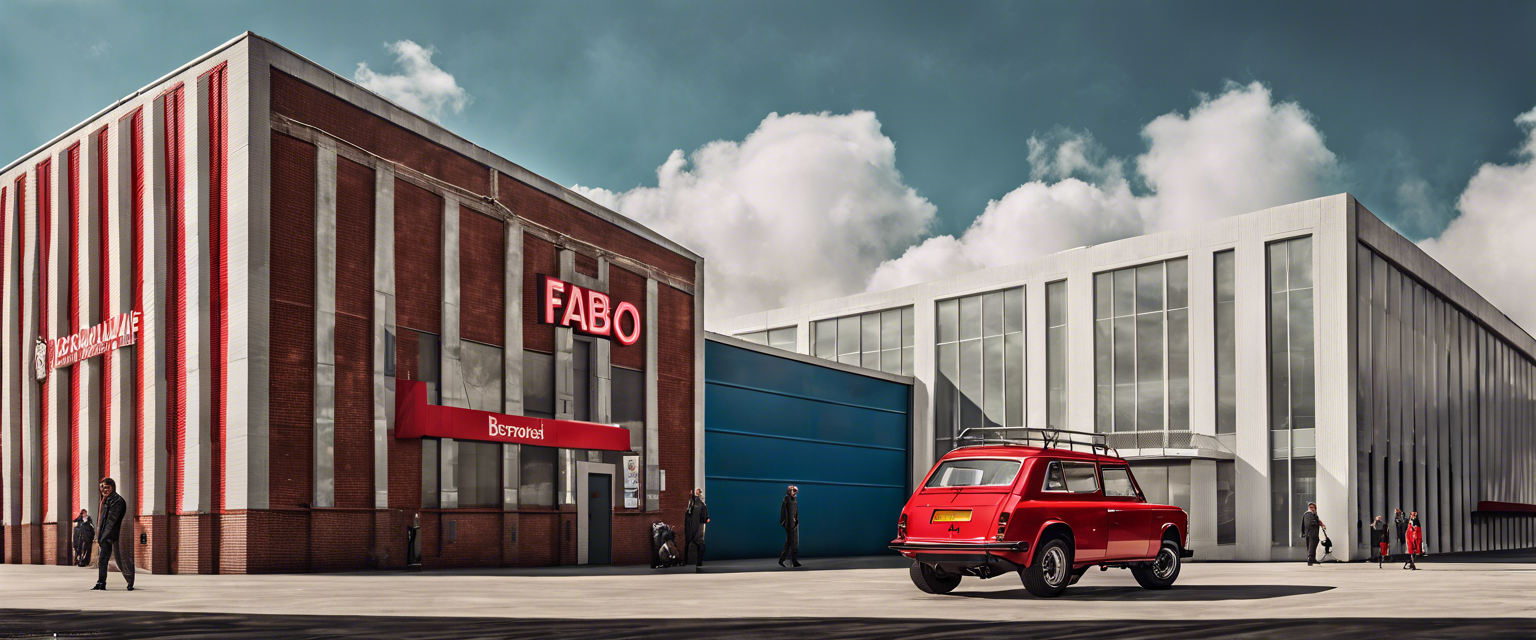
[1102,467,1140,499]
[1061,462,1099,493]
[1041,461,1068,492]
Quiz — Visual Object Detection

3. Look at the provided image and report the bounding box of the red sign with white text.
[538,275,641,346]
[394,379,632,451]
[50,311,141,371]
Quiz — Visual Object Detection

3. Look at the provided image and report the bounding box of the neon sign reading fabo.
[538,275,641,346]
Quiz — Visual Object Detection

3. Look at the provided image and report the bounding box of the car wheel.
[1131,540,1182,590]
[1021,538,1073,597]
[909,561,962,594]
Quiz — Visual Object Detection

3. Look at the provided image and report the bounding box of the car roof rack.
[954,427,1118,457]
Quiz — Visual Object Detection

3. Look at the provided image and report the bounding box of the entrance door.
[588,473,612,564]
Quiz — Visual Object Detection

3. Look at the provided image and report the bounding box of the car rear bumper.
[1182,548,1195,558]
[889,540,1029,553]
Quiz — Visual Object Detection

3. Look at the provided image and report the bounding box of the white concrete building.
[720,195,1536,561]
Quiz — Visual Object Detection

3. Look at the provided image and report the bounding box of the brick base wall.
[134,515,169,573]
[42,522,65,566]
[19,524,41,564]
[174,513,215,575]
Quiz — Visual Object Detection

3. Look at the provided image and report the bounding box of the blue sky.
[2,1,1533,326]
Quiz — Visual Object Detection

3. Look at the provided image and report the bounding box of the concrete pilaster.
[439,194,461,508]
[371,164,394,509]
[502,220,522,510]
[109,117,136,514]
[22,166,40,529]
[141,96,171,516]
[227,36,270,512]
[312,141,337,509]
[183,74,213,515]
[2,170,21,534]
[45,148,69,527]
[79,136,102,519]
[644,278,659,511]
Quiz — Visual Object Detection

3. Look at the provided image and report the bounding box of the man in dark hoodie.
[779,485,801,568]
[1370,515,1389,568]
[93,478,134,591]
[1393,508,1408,563]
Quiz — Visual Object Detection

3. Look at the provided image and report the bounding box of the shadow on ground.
[953,583,1333,601]
[2,609,1533,639]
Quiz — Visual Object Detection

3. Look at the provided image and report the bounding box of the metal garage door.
[704,338,911,559]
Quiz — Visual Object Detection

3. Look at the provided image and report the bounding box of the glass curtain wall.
[1094,259,1189,440]
[1046,281,1068,429]
[737,326,796,351]
[1269,236,1316,547]
[1215,250,1237,435]
[935,288,1024,453]
[811,307,914,375]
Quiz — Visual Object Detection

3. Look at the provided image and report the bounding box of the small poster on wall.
[624,490,639,509]
[623,455,640,489]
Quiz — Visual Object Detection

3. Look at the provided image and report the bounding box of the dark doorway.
[588,473,612,564]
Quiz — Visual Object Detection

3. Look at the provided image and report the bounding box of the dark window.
[573,340,591,421]
[613,367,644,453]
[422,438,440,509]
[1217,460,1236,545]
[418,331,441,404]
[523,350,555,419]
[520,445,557,508]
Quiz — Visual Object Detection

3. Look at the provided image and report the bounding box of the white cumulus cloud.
[573,111,936,321]
[1419,107,1536,335]
[354,40,471,122]
[869,82,1339,290]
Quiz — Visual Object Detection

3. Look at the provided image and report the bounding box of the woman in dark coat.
[71,509,94,567]
[1369,516,1388,568]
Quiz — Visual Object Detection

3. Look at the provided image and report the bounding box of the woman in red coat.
[1404,510,1424,570]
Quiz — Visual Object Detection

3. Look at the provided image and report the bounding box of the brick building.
[0,33,704,573]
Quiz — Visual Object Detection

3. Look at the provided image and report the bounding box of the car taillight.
[996,512,1010,541]
[898,513,908,538]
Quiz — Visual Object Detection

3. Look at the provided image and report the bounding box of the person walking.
[1393,508,1408,563]
[684,488,709,573]
[71,509,95,568]
[778,485,801,568]
[1301,502,1326,566]
[1370,515,1389,568]
[1404,510,1424,570]
[92,477,134,591]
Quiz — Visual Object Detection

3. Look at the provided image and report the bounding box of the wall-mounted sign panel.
[538,275,642,345]
[49,310,141,372]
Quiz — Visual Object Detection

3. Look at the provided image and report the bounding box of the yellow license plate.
[931,510,972,523]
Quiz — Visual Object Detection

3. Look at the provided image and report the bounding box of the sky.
[2,1,1533,331]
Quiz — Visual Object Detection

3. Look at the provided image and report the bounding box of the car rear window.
[1042,461,1100,493]
[925,459,1023,488]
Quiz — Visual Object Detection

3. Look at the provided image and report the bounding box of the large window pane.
[1005,332,1023,427]
[881,309,901,352]
[418,331,441,405]
[838,316,860,360]
[1047,281,1067,431]
[1271,458,1290,545]
[1290,289,1315,419]
[902,307,915,348]
[1288,236,1313,289]
[983,335,1004,428]
[422,438,440,509]
[462,340,504,413]
[520,445,556,508]
[1166,258,1188,309]
[1005,287,1024,334]
[1136,263,1163,313]
[983,291,1004,337]
[936,342,959,445]
[1168,307,1189,431]
[1114,269,1135,317]
[523,350,555,419]
[1217,460,1236,545]
[862,313,881,361]
[573,340,591,421]
[882,348,901,375]
[767,327,796,351]
[1095,272,1113,320]
[739,331,767,345]
[960,339,983,432]
[613,367,645,452]
[814,319,836,358]
[959,295,982,341]
[937,299,958,344]
[1215,251,1236,435]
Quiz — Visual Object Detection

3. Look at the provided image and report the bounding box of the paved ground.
[4,553,1536,638]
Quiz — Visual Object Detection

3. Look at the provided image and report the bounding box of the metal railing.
[1104,431,1232,452]
[954,427,1117,457]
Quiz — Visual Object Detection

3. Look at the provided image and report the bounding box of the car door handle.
[1107,509,1122,513]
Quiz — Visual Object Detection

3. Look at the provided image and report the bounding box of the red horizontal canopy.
[395,380,632,451]
[1477,501,1536,515]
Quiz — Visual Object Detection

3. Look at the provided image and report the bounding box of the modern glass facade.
[1046,281,1069,429]
[1094,258,1189,437]
[1215,250,1236,435]
[1269,236,1316,546]
[737,326,796,351]
[934,288,1024,451]
[811,307,915,376]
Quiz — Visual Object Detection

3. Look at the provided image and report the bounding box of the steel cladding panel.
[704,341,909,559]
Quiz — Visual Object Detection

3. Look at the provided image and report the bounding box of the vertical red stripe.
[67,143,80,518]
[205,64,229,515]
[164,85,186,515]
[98,128,111,480]
[128,108,145,514]
[37,159,51,520]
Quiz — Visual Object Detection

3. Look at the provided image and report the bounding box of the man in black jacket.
[684,488,709,573]
[779,485,801,568]
[1393,508,1408,563]
[1301,502,1326,565]
[93,478,134,591]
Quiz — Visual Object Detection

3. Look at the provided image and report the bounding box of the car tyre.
[1022,537,1073,598]
[909,561,962,594]
[1131,540,1182,590]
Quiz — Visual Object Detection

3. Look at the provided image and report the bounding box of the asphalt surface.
[5,552,1536,638]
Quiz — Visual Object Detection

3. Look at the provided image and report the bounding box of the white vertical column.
[141,98,170,517]
[228,37,270,512]
[109,117,136,514]
[1026,278,1047,431]
[644,278,659,511]
[44,145,68,527]
[438,194,460,508]
[45,148,69,528]
[312,141,337,509]
[2,171,22,533]
[80,139,102,517]
[555,249,575,505]
[183,75,213,515]
[910,295,935,489]
[1317,197,1354,559]
[1234,230,1271,560]
[371,165,394,509]
[502,219,522,510]
[21,167,40,529]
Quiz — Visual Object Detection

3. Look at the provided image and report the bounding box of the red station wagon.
[891,428,1192,597]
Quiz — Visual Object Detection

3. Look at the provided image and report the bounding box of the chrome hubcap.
[1043,546,1068,587]
[1153,547,1177,580]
